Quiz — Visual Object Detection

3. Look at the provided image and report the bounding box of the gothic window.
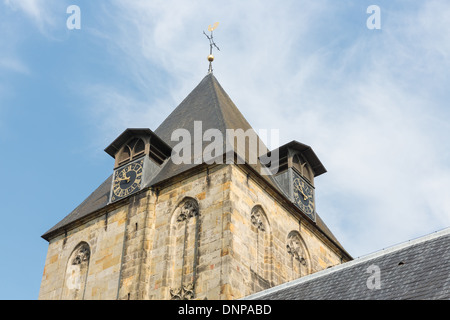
[286,231,310,280]
[132,138,145,159]
[249,205,273,289]
[292,154,313,184]
[251,206,266,232]
[168,198,200,300]
[118,138,146,166]
[118,146,131,165]
[61,242,91,300]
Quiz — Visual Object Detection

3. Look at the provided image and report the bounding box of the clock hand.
[119,176,130,183]
[300,189,308,200]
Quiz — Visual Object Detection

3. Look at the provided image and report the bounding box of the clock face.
[292,175,315,218]
[111,159,143,202]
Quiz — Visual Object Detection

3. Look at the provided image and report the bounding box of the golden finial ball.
[207,54,214,62]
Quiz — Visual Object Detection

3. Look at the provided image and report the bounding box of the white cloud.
[305,1,450,256]
[80,1,450,257]
[85,0,331,139]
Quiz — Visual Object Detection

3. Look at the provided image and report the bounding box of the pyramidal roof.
[148,72,268,185]
[42,73,262,240]
[41,73,345,255]
[155,73,261,147]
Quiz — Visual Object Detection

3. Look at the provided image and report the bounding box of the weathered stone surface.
[39,164,348,300]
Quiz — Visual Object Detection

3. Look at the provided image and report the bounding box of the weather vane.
[203,22,220,74]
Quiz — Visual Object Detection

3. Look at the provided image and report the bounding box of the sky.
[0,0,449,300]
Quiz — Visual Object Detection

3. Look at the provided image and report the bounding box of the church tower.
[39,72,351,300]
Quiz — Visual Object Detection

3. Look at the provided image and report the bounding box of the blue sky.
[1,0,449,300]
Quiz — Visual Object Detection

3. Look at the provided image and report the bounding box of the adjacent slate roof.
[41,73,347,255]
[244,227,450,300]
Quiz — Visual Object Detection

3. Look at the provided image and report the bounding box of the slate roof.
[104,128,172,160]
[244,227,450,300]
[41,73,261,239]
[42,176,113,240]
[149,72,268,185]
[41,73,347,255]
[269,141,327,177]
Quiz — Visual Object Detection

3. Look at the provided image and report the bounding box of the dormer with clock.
[104,128,172,203]
[40,73,352,301]
[264,140,326,222]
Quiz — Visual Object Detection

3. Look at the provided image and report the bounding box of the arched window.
[118,146,131,165]
[118,138,146,166]
[133,139,145,158]
[61,242,91,300]
[127,138,145,159]
[249,205,273,290]
[286,231,310,280]
[292,154,313,184]
[168,198,200,300]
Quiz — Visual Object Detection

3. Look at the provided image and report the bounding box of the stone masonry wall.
[39,163,347,300]
[38,204,129,300]
[228,165,345,298]
[143,165,232,300]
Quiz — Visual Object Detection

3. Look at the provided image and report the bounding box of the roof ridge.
[207,73,227,135]
[243,227,450,300]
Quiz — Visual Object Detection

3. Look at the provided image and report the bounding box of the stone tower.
[39,73,351,300]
